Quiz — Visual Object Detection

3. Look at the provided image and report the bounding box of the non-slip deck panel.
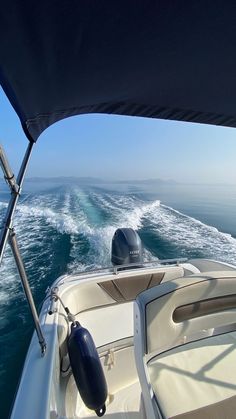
[99,272,165,302]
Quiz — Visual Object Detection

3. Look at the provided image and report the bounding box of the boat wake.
[0,185,236,307]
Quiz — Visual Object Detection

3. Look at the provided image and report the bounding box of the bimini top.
[1,1,236,142]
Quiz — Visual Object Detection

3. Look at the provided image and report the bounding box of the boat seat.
[134,271,236,419]
[77,302,134,349]
[58,267,185,358]
[98,266,185,302]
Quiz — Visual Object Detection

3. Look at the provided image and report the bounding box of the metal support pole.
[8,229,46,355]
[0,141,47,354]
[0,146,19,193]
[0,141,34,264]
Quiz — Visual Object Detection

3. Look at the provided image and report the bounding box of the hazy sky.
[0,87,236,183]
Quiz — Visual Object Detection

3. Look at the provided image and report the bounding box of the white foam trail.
[0,190,85,304]
[90,191,160,228]
[73,191,236,269]
[2,186,236,304]
[16,204,80,234]
[0,191,161,304]
[0,202,7,209]
[68,191,160,271]
[142,203,236,263]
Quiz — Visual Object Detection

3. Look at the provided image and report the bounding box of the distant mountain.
[26,176,105,184]
[26,176,177,185]
[117,178,177,185]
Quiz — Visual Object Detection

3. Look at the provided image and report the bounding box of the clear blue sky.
[0,87,236,183]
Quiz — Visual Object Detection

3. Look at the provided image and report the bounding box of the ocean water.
[1,179,236,418]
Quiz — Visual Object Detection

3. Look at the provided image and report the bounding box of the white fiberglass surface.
[1,181,236,418]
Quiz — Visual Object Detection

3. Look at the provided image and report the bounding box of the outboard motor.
[111,228,143,267]
[68,322,107,417]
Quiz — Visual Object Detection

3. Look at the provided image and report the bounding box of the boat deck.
[76,381,143,418]
[11,260,236,419]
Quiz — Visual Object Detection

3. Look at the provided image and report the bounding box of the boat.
[1,1,236,418]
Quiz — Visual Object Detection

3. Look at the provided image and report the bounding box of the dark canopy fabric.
[1,0,236,141]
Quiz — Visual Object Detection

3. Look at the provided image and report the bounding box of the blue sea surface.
[1,179,236,418]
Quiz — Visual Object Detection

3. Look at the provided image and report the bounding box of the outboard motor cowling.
[68,322,107,417]
[111,228,143,267]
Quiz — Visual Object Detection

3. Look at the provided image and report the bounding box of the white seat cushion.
[77,302,133,348]
[148,332,236,419]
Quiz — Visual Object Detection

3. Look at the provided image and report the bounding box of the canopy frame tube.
[9,228,46,354]
[0,141,34,263]
[0,141,46,355]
